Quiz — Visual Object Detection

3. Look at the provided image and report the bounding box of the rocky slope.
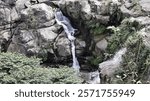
[0,0,150,83]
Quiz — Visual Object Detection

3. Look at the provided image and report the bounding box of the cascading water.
[112,47,127,63]
[54,9,80,72]
[54,9,101,83]
[99,47,127,77]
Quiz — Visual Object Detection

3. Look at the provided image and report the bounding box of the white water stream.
[54,9,127,84]
[54,9,80,71]
[99,47,127,77]
[54,9,101,83]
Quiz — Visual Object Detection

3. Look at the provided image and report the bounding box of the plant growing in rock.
[0,52,83,84]
[106,19,140,54]
[84,21,107,68]
[99,17,150,84]
[117,34,150,84]
[86,21,106,36]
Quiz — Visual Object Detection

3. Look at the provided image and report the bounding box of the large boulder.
[6,3,59,59]
[58,0,115,24]
[54,32,86,57]
[20,3,55,28]
[7,27,58,57]
[139,0,150,13]
[0,1,86,62]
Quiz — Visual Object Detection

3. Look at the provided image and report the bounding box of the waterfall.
[99,47,127,76]
[54,9,100,83]
[112,47,127,63]
[54,9,80,71]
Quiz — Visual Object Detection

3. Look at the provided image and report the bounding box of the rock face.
[139,0,150,13]
[0,0,85,62]
[99,48,127,77]
[1,0,150,83]
[0,0,124,61]
[59,0,116,24]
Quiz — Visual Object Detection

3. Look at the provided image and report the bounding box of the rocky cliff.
[0,0,150,84]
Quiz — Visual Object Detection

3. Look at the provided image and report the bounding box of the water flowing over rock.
[0,0,85,61]
[99,47,127,77]
[58,0,112,24]
[6,3,58,58]
[0,0,150,84]
[79,71,100,84]
[54,9,80,71]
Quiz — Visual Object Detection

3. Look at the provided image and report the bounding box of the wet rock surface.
[0,0,150,83]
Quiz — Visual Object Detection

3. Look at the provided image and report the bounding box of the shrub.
[86,21,106,36]
[0,52,82,84]
[114,35,150,84]
[101,18,150,84]
[106,19,139,54]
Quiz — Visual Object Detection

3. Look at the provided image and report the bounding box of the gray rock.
[7,26,58,57]
[38,27,58,42]
[120,0,144,17]
[139,0,150,13]
[16,0,31,11]
[0,30,11,52]
[99,48,127,77]
[120,5,132,17]
[1,0,87,61]
[138,26,150,48]
[128,16,150,27]
[75,39,86,54]
[96,38,108,51]
[20,3,55,28]
[7,30,27,54]
[95,15,110,24]
[59,0,114,23]
[0,30,11,41]
[55,33,71,57]
[10,7,20,21]
[79,70,100,84]
[0,7,11,24]
[1,0,16,6]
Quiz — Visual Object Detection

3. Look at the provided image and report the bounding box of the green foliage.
[119,35,150,83]
[101,18,150,84]
[89,56,103,67]
[110,34,150,84]
[86,21,106,35]
[90,24,106,36]
[106,19,140,54]
[0,52,82,84]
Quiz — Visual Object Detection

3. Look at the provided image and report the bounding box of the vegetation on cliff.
[102,19,150,84]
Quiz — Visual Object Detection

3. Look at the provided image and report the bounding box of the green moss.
[0,52,82,84]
